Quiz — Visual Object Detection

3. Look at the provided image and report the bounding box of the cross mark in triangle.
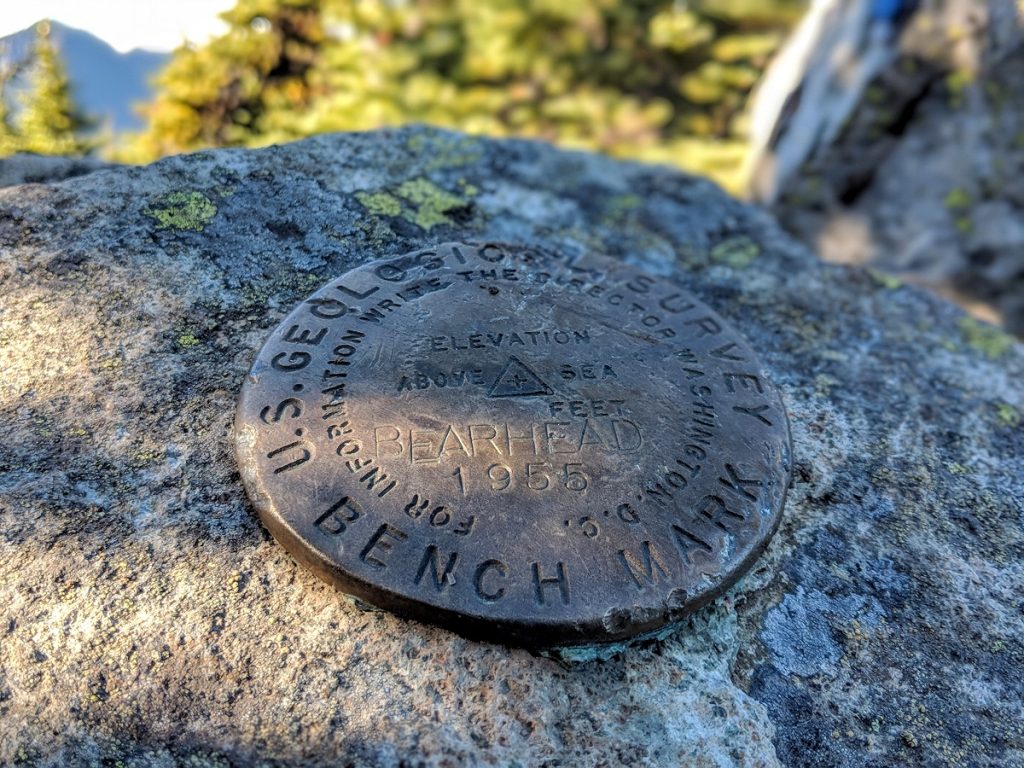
[488,355,552,398]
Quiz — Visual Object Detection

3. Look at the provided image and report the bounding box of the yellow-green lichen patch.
[146,191,218,232]
[96,353,123,373]
[177,332,200,349]
[869,268,902,290]
[994,402,1020,428]
[943,187,971,211]
[406,132,483,171]
[355,190,403,217]
[355,177,476,231]
[710,236,760,268]
[603,193,643,224]
[814,374,839,398]
[945,68,975,108]
[943,188,974,233]
[957,316,1014,360]
[226,570,249,594]
[132,448,162,466]
[396,178,469,230]
[673,242,703,268]
[239,271,325,313]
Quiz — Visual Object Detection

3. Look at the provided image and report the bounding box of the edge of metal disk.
[233,248,793,650]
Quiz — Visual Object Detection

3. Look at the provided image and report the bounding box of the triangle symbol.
[488,356,553,398]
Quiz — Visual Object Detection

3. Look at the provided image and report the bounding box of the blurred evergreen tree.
[131,0,805,190]
[0,50,19,157]
[128,0,324,161]
[14,21,97,156]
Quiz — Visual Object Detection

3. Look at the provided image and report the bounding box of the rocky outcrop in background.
[771,0,1024,335]
[1,127,1022,766]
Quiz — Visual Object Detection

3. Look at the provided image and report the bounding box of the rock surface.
[1,127,1022,767]
[0,154,114,189]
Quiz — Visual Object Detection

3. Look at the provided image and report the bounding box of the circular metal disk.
[235,242,791,648]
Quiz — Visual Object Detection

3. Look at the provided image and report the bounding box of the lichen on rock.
[0,126,1021,767]
[356,176,477,231]
[145,190,218,232]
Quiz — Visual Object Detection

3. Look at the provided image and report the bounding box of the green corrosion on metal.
[355,177,475,231]
[146,191,218,232]
[957,316,1014,360]
[541,619,688,664]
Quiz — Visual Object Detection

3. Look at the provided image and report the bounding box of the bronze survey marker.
[234,242,791,647]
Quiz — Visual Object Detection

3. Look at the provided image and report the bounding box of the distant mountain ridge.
[1,21,168,134]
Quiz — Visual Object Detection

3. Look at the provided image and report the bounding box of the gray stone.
[771,1,1024,335]
[0,153,113,188]
[0,126,1021,767]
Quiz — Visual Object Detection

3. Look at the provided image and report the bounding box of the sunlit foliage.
[126,0,803,188]
[2,21,97,157]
